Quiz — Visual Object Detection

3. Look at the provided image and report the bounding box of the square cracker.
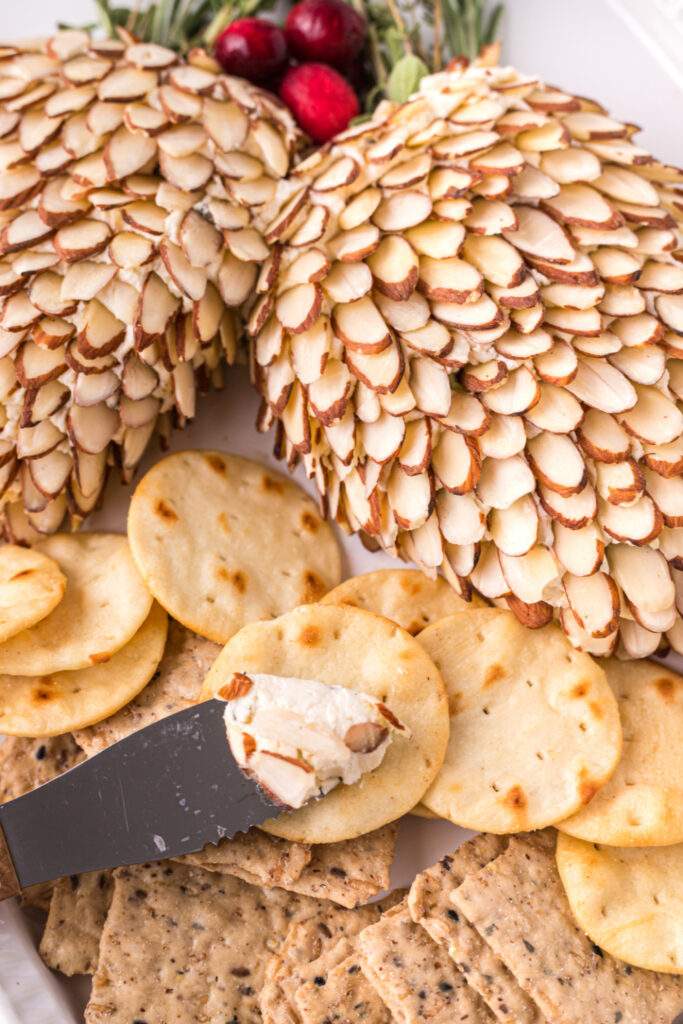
[180,825,397,910]
[85,860,318,1024]
[0,734,84,802]
[295,952,391,1024]
[75,621,219,755]
[408,834,545,1023]
[358,900,495,1023]
[260,898,384,1024]
[451,834,683,1024]
[40,871,113,976]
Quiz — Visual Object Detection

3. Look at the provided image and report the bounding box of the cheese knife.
[0,698,280,901]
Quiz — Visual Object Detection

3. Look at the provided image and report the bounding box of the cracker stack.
[0,30,300,541]
[249,60,683,659]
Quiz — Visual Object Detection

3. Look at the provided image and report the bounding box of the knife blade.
[0,698,280,900]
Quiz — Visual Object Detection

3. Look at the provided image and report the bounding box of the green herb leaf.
[386,53,429,103]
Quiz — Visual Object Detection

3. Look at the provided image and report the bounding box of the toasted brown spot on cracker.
[262,474,284,494]
[300,510,319,533]
[484,663,505,687]
[579,778,601,804]
[302,570,326,601]
[31,684,58,703]
[154,498,178,522]
[503,785,527,812]
[448,690,463,715]
[655,677,676,702]
[589,700,604,719]
[89,652,112,665]
[206,454,226,475]
[217,511,230,533]
[243,732,256,757]
[11,569,35,580]
[232,571,247,593]
[571,680,589,698]
[298,625,321,646]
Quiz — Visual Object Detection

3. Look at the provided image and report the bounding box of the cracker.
[418,609,622,832]
[0,734,84,803]
[261,899,383,1024]
[321,569,480,635]
[0,534,152,675]
[200,603,449,844]
[295,951,391,1024]
[556,834,683,975]
[452,834,683,1024]
[183,825,396,909]
[358,900,494,1023]
[40,870,113,976]
[127,451,342,643]
[75,620,219,755]
[86,861,318,1024]
[409,834,544,1023]
[0,603,167,737]
[179,829,312,888]
[0,544,65,644]
[558,659,683,846]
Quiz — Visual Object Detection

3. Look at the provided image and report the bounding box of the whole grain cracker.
[182,825,396,909]
[556,834,683,975]
[75,620,219,756]
[85,860,316,1024]
[418,609,622,832]
[261,899,384,1024]
[0,733,84,803]
[408,834,545,1023]
[0,545,65,644]
[321,569,481,636]
[295,951,392,1024]
[558,659,683,846]
[451,834,683,1024]
[40,870,113,976]
[0,604,167,737]
[0,534,152,675]
[127,451,342,643]
[201,603,449,844]
[358,900,494,1023]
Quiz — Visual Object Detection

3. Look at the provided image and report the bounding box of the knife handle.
[0,821,20,901]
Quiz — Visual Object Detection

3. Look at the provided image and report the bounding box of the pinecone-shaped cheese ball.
[250,61,683,659]
[0,29,300,541]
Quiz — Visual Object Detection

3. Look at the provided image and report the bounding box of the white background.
[0,2,682,1021]
[1,0,682,162]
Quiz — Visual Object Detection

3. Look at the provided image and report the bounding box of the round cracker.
[0,545,66,643]
[0,603,168,736]
[321,569,483,635]
[417,608,622,833]
[200,603,449,843]
[127,451,342,644]
[558,660,683,846]
[557,833,683,975]
[0,534,153,675]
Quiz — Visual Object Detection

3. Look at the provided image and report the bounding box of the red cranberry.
[285,0,366,69]
[215,18,289,84]
[279,62,359,143]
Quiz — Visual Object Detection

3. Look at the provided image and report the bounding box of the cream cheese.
[220,671,408,809]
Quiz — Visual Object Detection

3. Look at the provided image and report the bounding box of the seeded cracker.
[86,861,319,1024]
[295,952,392,1024]
[358,901,495,1023]
[451,835,683,1024]
[40,871,113,976]
[182,824,397,909]
[127,451,342,643]
[260,899,385,1024]
[74,620,219,755]
[408,834,545,1023]
[0,733,84,911]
